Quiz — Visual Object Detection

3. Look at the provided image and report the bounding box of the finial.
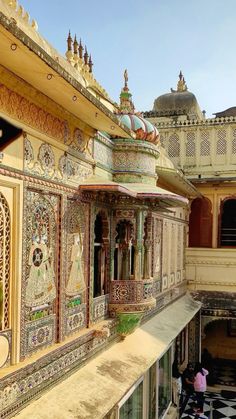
[177,70,187,92]
[79,39,84,59]
[119,69,135,114]
[84,46,88,65]
[89,55,93,73]
[124,69,128,88]
[73,35,78,55]
[67,30,72,51]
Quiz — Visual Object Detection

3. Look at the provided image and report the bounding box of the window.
[158,349,171,418]
[149,363,157,419]
[220,199,236,246]
[94,213,104,297]
[189,197,212,247]
[114,220,134,280]
[119,379,144,419]
[93,212,109,297]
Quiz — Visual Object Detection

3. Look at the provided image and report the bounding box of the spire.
[84,46,88,65]
[66,30,74,63]
[73,35,79,68]
[67,30,72,51]
[124,69,128,89]
[119,69,135,114]
[73,35,78,55]
[78,38,84,59]
[88,55,93,73]
[177,70,187,92]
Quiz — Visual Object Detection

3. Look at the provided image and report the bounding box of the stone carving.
[24,136,34,165]
[38,143,55,172]
[59,155,93,182]
[94,140,113,169]
[0,84,66,142]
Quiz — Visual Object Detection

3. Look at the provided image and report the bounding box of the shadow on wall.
[203,319,236,360]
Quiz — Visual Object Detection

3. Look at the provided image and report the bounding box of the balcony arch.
[189,197,212,247]
[219,198,236,247]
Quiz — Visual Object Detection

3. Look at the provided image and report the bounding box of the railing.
[220,228,236,246]
[108,279,157,315]
[144,113,236,128]
[109,279,153,305]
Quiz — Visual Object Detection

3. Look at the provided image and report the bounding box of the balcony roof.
[79,175,189,207]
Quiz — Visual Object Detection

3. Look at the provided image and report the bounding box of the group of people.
[172,361,209,414]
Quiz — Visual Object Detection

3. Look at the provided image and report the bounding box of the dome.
[153,72,203,120]
[118,114,159,144]
[117,69,160,144]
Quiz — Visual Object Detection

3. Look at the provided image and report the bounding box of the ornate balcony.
[109,279,156,315]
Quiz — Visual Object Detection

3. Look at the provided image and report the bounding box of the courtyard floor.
[181,390,236,419]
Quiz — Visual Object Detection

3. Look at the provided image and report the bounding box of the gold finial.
[124,69,128,88]
[177,70,187,92]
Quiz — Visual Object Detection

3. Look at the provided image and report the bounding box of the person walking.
[194,362,209,414]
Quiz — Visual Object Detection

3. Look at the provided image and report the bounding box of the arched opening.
[202,319,236,386]
[93,212,109,297]
[114,220,134,280]
[220,199,236,247]
[189,197,212,247]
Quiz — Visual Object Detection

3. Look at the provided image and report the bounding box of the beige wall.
[186,248,236,292]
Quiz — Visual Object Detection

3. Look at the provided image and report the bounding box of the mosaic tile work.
[92,294,109,323]
[0,322,117,418]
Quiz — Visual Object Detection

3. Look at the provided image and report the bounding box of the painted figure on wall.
[66,233,86,296]
[26,234,56,307]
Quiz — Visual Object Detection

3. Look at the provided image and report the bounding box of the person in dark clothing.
[182,363,195,396]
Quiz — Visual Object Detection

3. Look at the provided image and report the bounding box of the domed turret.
[117,70,160,144]
[153,71,203,121]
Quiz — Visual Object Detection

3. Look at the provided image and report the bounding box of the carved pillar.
[134,210,143,280]
[188,310,201,363]
[144,241,152,279]
[121,245,129,280]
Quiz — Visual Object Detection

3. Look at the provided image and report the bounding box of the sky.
[18,0,236,117]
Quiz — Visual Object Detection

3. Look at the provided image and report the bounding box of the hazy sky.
[19,0,236,117]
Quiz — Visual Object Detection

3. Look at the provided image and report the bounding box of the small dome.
[118,114,159,144]
[117,70,160,144]
[153,72,203,120]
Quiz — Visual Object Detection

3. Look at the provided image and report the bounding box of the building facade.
[145,72,236,374]
[0,2,203,418]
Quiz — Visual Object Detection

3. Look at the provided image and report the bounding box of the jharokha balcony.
[109,279,156,338]
[109,279,156,314]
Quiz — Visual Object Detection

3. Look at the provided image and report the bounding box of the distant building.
[145,72,236,374]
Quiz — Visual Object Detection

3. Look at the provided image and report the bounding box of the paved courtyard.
[181,390,236,419]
